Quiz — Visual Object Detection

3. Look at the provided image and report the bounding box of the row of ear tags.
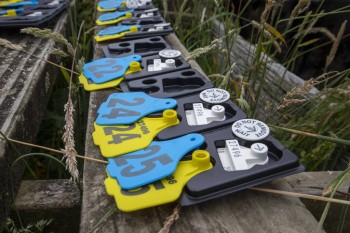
[78,50,181,91]
[93,87,270,211]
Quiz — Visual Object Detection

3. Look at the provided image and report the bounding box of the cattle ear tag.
[82,55,142,84]
[104,150,213,212]
[107,133,204,189]
[78,59,141,91]
[217,139,269,171]
[96,10,134,26]
[97,0,125,12]
[95,25,140,42]
[185,103,226,126]
[96,92,177,125]
[93,110,179,158]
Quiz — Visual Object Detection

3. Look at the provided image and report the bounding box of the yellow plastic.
[78,62,141,91]
[104,150,213,212]
[94,26,139,43]
[93,110,179,158]
[0,0,22,7]
[97,2,126,12]
[1,9,17,16]
[96,12,133,26]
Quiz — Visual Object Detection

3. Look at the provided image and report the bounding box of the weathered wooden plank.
[212,20,319,121]
[286,172,350,233]
[80,32,324,232]
[0,11,70,231]
[13,179,80,232]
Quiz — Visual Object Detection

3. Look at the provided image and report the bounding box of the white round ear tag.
[199,88,230,103]
[159,50,181,59]
[126,0,138,9]
[232,119,270,141]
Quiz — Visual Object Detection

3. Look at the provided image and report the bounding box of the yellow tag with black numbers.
[93,110,179,158]
[105,150,213,212]
[78,62,141,91]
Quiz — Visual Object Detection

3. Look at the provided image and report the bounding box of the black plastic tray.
[101,36,171,58]
[119,23,173,40]
[121,69,214,98]
[156,95,247,140]
[124,54,190,81]
[120,16,166,26]
[179,126,304,206]
[0,0,67,28]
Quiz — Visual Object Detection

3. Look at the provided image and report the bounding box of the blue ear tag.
[98,0,124,10]
[107,133,205,190]
[83,55,142,84]
[4,0,38,7]
[98,10,134,22]
[98,25,140,36]
[96,92,177,125]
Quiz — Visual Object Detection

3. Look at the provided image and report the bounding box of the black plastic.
[0,0,67,28]
[179,127,304,205]
[156,96,247,140]
[120,16,166,26]
[119,24,173,40]
[124,54,190,81]
[121,69,214,98]
[101,36,171,58]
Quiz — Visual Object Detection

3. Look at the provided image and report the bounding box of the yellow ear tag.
[93,110,179,158]
[96,12,133,26]
[0,0,21,7]
[78,62,141,91]
[104,150,213,212]
[94,26,139,43]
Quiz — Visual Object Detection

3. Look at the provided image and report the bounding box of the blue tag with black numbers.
[107,133,204,190]
[98,25,141,36]
[98,10,134,22]
[96,92,177,125]
[98,0,124,11]
[83,55,142,84]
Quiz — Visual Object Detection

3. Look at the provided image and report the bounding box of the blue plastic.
[4,0,38,7]
[82,55,141,84]
[98,0,124,10]
[96,92,177,125]
[97,25,140,36]
[98,10,134,22]
[107,133,205,189]
[0,8,23,15]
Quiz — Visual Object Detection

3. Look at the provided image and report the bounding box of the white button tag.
[232,119,270,141]
[217,139,269,171]
[185,103,226,126]
[199,88,230,103]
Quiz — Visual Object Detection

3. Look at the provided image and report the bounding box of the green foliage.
[3,218,52,233]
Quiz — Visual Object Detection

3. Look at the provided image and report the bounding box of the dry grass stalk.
[260,0,276,24]
[61,22,85,182]
[50,48,70,57]
[278,71,337,110]
[325,20,347,69]
[21,27,75,56]
[219,62,236,89]
[200,7,207,28]
[288,0,311,27]
[62,97,79,182]
[158,204,181,233]
[294,27,336,41]
[0,38,23,51]
[161,0,168,18]
[0,134,107,164]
